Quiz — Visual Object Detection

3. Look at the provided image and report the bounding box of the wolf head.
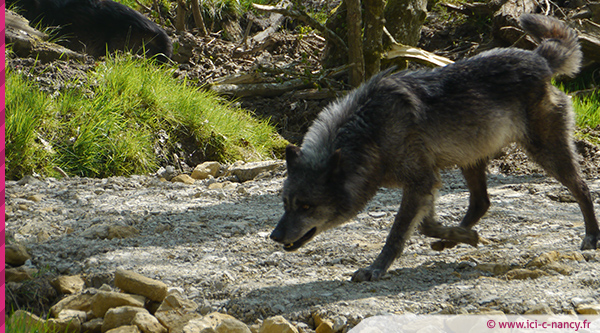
[270,144,353,251]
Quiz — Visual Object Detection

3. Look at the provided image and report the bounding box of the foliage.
[6,54,287,180]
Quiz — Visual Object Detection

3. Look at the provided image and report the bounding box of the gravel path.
[6,163,600,329]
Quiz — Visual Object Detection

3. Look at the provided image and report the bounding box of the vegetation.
[556,70,600,129]
[6,55,287,180]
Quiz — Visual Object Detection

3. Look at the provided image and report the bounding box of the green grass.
[6,54,287,180]
[571,91,600,129]
[6,311,59,333]
[556,71,600,129]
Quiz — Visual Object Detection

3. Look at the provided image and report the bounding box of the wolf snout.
[269,227,285,243]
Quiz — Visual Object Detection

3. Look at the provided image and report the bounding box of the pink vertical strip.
[1,0,6,331]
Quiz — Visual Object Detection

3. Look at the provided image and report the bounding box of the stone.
[58,309,87,323]
[90,291,146,318]
[561,251,585,261]
[10,310,81,333]
[115,269,168,302]
[132,312,167,333]
[9,310,45,331]
[504,268,549,280]
[191,162,221,180]
[315,320,334,333]
[51,275,86,294]
[6,266,37,282]
[82,223,111,239]
[103,306,150,332]
[525,304,554,315]
[182,312,249,333]
[172,174,195,185]
[27,194,44,202]
[332,316,347,332]
[155,294,200,332]
[106,325,141,333]
[259,316,298,333]
[82,318,104,333]
[543,262,573,275]
[227,161,283,182]
[108,225,140,239]
[576,304,600,315]
[208,182,224,190]
[50,292,95,317]
[182,318,214,333]
[6,243,32,266]
[215,317,251,333]
[526,251,560,268]
[157,166,178,181]
[476,263,512,276]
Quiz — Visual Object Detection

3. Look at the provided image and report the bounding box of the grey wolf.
[270,14,599,282]
[9,0,172,61]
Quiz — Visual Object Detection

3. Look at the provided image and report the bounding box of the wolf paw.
[351,267,385,282]
[581,233,599,250]
[431,240,458,251]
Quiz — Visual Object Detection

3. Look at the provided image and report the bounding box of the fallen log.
[208,78,313,97]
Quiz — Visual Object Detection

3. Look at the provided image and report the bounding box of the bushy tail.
[519,14,582,77]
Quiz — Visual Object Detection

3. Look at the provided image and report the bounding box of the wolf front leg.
[352,186,435,282]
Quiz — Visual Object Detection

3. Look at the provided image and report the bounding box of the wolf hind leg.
[428,160,489,251]
[524,102,599,249]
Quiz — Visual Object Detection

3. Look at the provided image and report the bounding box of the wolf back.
[10,0,172,61]
[271,14,599,282]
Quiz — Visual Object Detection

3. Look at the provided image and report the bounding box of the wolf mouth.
[283,227,317,251]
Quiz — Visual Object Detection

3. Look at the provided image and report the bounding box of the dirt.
[5,3,600,331]
[5,164,600,330]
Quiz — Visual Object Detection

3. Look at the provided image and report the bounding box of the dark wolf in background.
[270,14,599,282]
[10,0,172,61]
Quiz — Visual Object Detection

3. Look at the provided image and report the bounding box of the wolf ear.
[285,144,302,167]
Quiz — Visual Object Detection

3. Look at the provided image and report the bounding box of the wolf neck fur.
[299,77,387,214]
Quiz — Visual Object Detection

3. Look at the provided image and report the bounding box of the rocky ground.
[5,155,600,331]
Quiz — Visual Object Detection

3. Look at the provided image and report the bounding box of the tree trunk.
[191,0,208,36]
[175,0,187,31]
[323,0,428,71]
[384,0,428,46]
[347,0,365,86]
[322,1,347,69]
[363,0,385,79]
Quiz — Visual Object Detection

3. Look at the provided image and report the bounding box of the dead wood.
[493,0,537,45]
[252,3,349,53]
[441,2,496,17]
[384,43,454,67]
[249,1,290,45]
[208,79,313,97]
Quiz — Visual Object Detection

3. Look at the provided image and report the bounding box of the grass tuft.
[6,54,287,180]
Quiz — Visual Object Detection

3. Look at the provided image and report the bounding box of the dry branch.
[252,3,348,53]
[384,43,454,67]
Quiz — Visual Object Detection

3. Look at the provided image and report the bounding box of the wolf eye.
[301,204,311,211]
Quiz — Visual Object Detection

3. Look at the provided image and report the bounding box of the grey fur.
[270,14,599,282]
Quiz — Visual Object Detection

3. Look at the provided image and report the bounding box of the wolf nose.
[270,229,284,243]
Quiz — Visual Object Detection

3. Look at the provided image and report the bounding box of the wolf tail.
[519,14,582,77]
